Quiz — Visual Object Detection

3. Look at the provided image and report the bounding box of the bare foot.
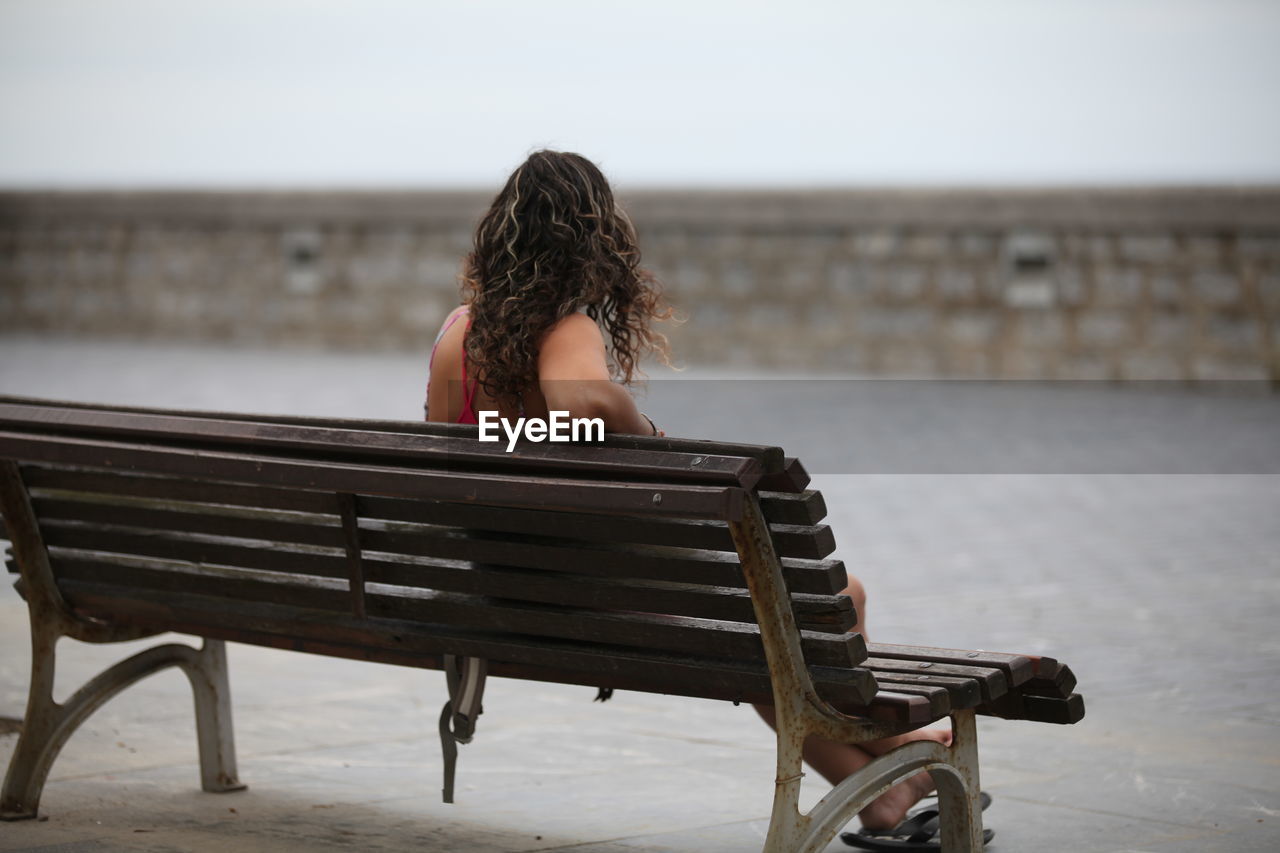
[857,727,951,830]
[862,725,952,757]
[859,769,937,831]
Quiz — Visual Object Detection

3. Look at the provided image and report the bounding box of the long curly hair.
[459,150,674,407]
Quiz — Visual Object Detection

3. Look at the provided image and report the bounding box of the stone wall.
[2,189,1278,381]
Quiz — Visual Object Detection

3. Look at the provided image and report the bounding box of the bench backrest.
[0,397,876,709]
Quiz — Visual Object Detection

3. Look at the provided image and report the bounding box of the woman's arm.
[537,314,657,435]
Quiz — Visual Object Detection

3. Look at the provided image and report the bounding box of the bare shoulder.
[542,312,604,347]
[537,313,610,380]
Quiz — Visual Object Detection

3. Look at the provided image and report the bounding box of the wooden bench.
[0,396,1084,853]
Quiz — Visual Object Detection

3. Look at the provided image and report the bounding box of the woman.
[425,150,667,434]
[424,150,947,837]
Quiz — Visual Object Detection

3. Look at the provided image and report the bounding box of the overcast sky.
[2,0,1278,188]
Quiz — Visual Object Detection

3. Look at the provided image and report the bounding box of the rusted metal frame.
[336,492,367,618]
[727,495,985,853]
[1,639,245,820]
[0,460,245,820]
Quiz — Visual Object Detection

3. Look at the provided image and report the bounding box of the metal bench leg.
[184,639,246,795]
[789,709,985,853]
[934,709,983,853]
[1,634,245,821]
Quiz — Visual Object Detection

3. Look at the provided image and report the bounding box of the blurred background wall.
[2,189,1279,381]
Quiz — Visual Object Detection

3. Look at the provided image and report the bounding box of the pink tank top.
[425,306,480,424]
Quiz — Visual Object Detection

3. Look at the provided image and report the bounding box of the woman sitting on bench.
[423,148,950,835]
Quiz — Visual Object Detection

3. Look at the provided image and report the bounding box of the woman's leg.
[752,574,950,830]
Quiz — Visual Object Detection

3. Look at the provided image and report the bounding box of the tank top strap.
[459,313,480,421]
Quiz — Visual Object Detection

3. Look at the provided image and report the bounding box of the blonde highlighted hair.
[459,150,673,406]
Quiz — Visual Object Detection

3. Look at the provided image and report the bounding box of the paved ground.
[1,335,1278,852]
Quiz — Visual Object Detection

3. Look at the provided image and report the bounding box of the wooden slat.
[359,494,835,560]
[0,431,744,521]
[864,671,981,709]
[1020,656,1077,697]
[23,466,336,514]
[982,692,1086,725]
[38,521,855,632]
[0,394,790,474]
[26,475,845,593]
[862,656,1008,703]
[367,557,861,648]
[32,498,346,547]
[756,457,810,493]
[809,664,949,723]
[31,499,774,590]
[54,578,880,707]
[758,490,827,526]
[23,465,832,561]
[40,522,350,577]
[368,528,855,632]
[0,400,777,485]
[865,642,1034,687]
[1025,665,1077,699]
[858,691,943,725]
[1023,693,1086,724]
[50,555,860,666]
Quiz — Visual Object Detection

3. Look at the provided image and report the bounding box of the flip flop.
[840,791,994,851]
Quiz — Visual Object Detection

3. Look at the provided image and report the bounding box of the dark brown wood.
[866,671,981,709]
[54,578,883,710]
[866,642,1034,687]
[0,400,774,486]
[30,499,839,604]
[1019,662,1077,699]
[756,457,810,493]
[336,493,366,619]
[848,689,947,725]
[46,551,863,668]
[0,431,744,520]
[359,494,835,561]
[23,465,337,514]
[560,432,785,474]
[41,523,349,577]
[1022,693,1086,724]
[863,657,1007,703]
[31,504,850,626]
[758,490,827,526]
[40,518,853,632]
[21,466,838,569]
[356,524,836,611]
[32,498,345,547]
[982,692,1086,725]
[0,394,789,474]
